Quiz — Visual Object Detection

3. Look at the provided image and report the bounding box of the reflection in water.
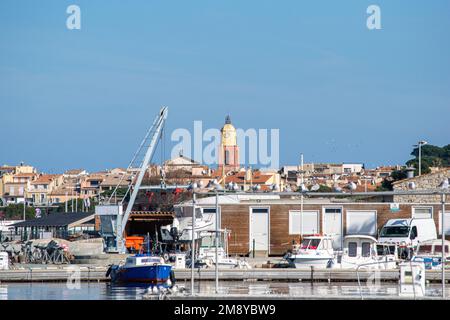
[0,281,446,300]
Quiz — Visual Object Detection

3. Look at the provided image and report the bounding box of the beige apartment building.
[27,174,64,205]
[0,164,37,204]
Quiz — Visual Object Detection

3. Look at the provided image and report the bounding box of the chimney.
[405,166,415,179]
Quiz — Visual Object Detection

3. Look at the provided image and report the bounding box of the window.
[289,211,319,235]
[439,211,450,235]
[377,245,396,256]
[348,242,357,257]
[410,226,418,239]
[362,242,371,257]
[417,245,433,255]
[412,207,433,219]
[380,226,410,237]
[300,238,321,250]
[224,150,230,165]
[434,245,449,254]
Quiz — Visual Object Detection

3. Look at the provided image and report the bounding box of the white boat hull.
[334,259,397,270]
[287,255,334,269]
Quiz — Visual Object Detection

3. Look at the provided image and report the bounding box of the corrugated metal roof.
[12,212,94,228]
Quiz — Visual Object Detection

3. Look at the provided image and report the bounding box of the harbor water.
[0,281,447,300]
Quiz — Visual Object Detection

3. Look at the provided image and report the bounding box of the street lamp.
[299,154,305,240]
[189,182,198,296]
[415,140,428,176]
[440,178,449,299]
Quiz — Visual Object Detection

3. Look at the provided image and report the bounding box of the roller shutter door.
[346,211,377,236]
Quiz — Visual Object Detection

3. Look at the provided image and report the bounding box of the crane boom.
[116,106,168,252]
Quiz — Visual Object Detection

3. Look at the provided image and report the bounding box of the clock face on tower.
[224,132,230,138]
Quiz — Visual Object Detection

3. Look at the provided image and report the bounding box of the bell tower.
[218,115,240,173]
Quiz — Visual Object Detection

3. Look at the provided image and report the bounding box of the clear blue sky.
[1,1,449,173]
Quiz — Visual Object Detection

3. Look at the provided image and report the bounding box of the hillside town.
[0,113,449,301]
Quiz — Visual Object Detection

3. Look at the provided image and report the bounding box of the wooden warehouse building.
[177,194,450,257]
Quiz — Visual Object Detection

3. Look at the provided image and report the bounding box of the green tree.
[0,204,36,220]
[406,144,450,175]
[379,169,408,191]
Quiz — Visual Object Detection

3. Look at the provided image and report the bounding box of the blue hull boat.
[107,255,174,284]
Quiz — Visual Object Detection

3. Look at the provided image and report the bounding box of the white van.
[378,218,437,258]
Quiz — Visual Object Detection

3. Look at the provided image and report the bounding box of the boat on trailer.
[285,234,335,269]
[107,254,174,284]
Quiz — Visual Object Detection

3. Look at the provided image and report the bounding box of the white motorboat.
[336,235,398,270]
[160,207,215,242]
[285,235,335,269]
[196,230,251,269]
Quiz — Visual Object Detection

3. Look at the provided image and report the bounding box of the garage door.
[346,211,377,236]
[289,211,320,235]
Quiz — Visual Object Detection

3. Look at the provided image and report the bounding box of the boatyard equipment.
[96,107,169,253]
[125,236,144,252]
[0,251,8,270]
[399,262,425,297]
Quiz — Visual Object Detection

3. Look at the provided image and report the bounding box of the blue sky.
[1,1,449,173]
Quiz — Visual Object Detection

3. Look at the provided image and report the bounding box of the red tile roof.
[31,174,61,184]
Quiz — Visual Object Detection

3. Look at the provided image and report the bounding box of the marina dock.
[0,266,449,283]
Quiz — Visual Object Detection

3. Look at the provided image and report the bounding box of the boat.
[412,239,450,270]
[284,234,335,269]
[160,208,215,243]
[195,230,251,269]
[335,235,398,270]
[107,254,174,284]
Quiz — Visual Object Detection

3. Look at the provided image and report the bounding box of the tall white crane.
[105,107,169,253]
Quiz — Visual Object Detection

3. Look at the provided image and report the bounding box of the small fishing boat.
[412,239,450,270]
[335,235,398,270]
[285,235,335,269]
[107,254,174,284]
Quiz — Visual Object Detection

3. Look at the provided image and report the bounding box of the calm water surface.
[0,281,446,300]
